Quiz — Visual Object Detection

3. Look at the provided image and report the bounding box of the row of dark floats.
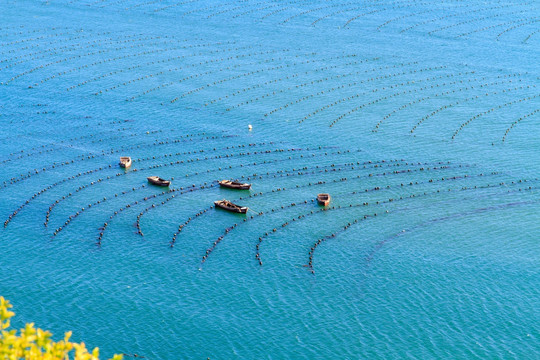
[119,156,332,214]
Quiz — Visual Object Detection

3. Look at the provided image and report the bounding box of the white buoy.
[248,124,253,130]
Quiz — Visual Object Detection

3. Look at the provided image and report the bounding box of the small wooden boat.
[219,180,251,190]
[147,176,171,187]
[119,156,132,168]
[214,199,248,213]
[317,193,331,206]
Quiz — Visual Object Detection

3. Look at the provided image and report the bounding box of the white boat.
[119,157,132,168]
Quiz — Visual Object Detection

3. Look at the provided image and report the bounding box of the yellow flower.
[0,296,122,360]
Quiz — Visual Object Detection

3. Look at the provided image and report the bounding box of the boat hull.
[317,194,331,206]
[119,157,132,168]
[219,180,251,190]
[147,176,171,187]
[214,200,248,213]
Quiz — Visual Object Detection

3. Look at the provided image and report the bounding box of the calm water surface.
[0,1,539,358]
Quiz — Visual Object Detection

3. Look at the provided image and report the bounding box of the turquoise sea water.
[0,1,539,358]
